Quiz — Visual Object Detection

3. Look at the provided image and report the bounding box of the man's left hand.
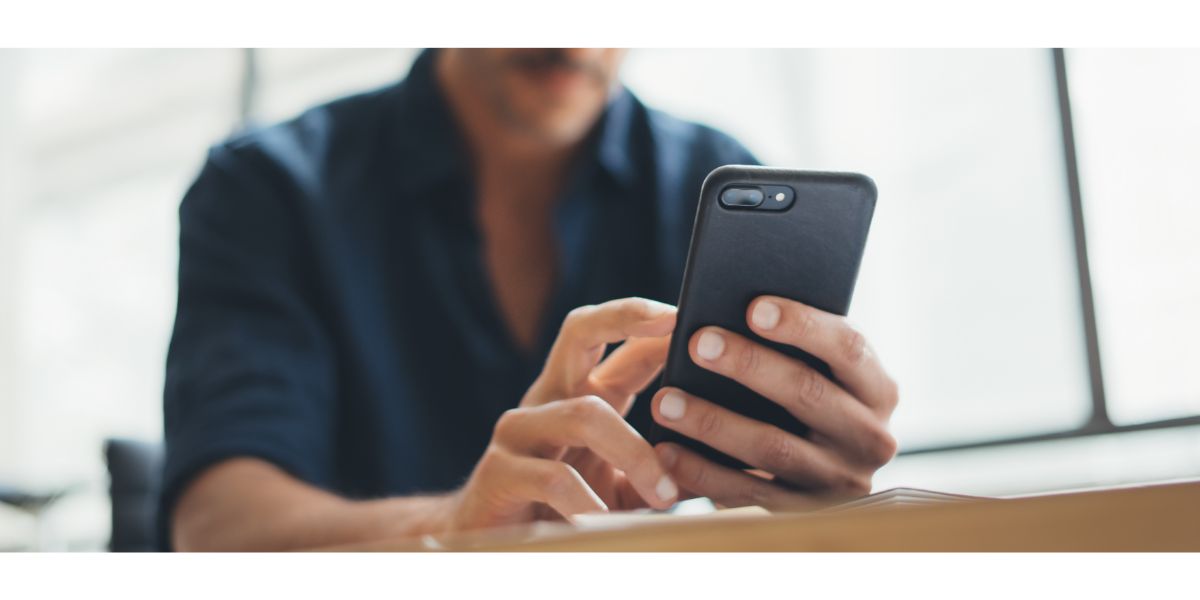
[650,295,899,509]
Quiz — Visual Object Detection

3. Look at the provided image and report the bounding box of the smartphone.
[650,165,877,468]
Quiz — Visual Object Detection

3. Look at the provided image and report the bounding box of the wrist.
[423,490,461,536]
[362,491,460,540]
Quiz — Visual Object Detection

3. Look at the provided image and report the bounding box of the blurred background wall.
[0,48,1197,549]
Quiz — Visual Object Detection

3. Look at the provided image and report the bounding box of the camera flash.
[775,192,785,202]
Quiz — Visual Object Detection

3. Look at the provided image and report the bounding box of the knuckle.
[883,377,900,411]
[852,476,873,496]
[789,367,827,413]
[791,306,817,341]
[842,325,867,365]
[623,297,655,320]
[744,480,777,508]
[682,455,709,490]
[758,432,797,474]
[563,305,595,331]
[837,472,872,496]
[695,406,723,439]
[584,373,615,399]
[575,394,611,417]
[493,409,522,439]
[863,425,898,465]
[732,341,761,378]
[564,395,609,432]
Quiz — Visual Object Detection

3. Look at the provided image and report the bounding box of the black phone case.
[650,165,877,469]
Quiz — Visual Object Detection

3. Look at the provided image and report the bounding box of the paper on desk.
[571,505,770,531]
[572,487,985,531]
[816,487,988,515]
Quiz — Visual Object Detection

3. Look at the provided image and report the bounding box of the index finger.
[495,396,680,510]
[544,297,676,393]
[588,335,671,415]
[746,296,897,413]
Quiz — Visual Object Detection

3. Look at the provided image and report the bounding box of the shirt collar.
[390,49,641,194]
[593,87,640,189]
[389,49,467,194]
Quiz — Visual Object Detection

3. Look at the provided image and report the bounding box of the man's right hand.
[173,297,681,550]
[440,297,681,532]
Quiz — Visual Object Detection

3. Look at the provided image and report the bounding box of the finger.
[747,296,898,415]
[587,336,671,415]
[543,298,676,394]
[480,450,607,520]
[612,471,701,510]
[493,396,680,509]
[656,443,828,511]
[688,327,895,464]
[651,388,866,488]
[613,472,649,509]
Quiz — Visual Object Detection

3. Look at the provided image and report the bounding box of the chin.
[525,114,599,146]
[507,94,609,146]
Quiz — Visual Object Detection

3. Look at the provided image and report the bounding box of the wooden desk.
[337,480,1200,551]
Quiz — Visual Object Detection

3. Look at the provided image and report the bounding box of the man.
[163,48,899,551]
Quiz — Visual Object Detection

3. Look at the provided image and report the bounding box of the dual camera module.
[718,184,795,211]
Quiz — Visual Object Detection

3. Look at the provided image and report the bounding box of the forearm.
[172,457,454,551]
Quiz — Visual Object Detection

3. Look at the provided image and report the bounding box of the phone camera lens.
[720,187,764,207]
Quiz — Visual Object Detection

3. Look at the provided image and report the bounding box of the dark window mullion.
[236,48,259,131]
[1053,48,1111,432]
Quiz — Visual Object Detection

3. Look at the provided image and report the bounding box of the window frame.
[904,48,1200,455]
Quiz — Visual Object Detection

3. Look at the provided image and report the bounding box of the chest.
[475,196,559,352]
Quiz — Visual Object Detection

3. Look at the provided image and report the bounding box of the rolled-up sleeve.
[159,145,337,549]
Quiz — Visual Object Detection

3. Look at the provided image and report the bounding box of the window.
[1067,49,1200,425]
[250,49,417,123]
[1,49,241,547]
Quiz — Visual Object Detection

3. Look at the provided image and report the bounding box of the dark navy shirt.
[161,49,757,548]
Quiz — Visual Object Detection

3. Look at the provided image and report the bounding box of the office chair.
[103,438,163,552]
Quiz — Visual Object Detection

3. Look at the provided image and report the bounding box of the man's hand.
[443,297,681,532]
[175,297,680,550]
[650,295,898,510]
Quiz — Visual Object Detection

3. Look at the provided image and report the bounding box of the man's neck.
[434,51,579,201]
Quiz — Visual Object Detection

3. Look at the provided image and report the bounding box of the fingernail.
[696,330,725,360]
[752,300,781,330]
[660,392,687,420]
[659,444,678,469]
[656,475,678,502]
